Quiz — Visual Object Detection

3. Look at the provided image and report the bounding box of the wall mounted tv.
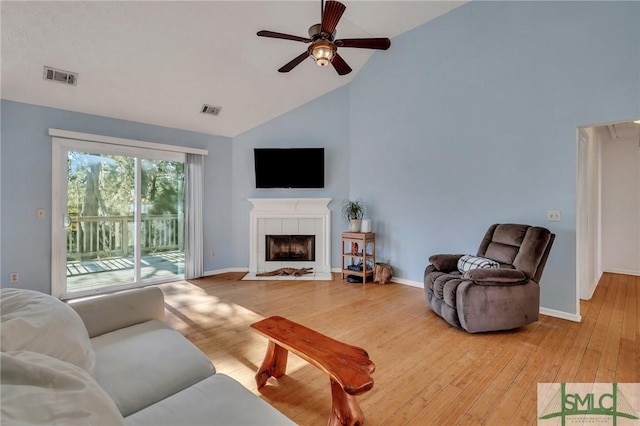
[254,148,324,189]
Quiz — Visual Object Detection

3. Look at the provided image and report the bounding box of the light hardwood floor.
[158,272,638,425]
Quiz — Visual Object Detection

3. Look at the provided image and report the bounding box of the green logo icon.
[539,383,639,425]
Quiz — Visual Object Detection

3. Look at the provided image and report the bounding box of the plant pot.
[349,219,361,232]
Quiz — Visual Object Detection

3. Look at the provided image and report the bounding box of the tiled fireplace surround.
[243,198,332,280]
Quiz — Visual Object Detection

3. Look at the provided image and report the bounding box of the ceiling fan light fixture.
[310,40,336,67]
[257,0,389,75]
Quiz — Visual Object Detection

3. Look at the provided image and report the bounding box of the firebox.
[265,235,315,262]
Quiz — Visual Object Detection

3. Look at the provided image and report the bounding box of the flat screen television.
[254,148,324,189]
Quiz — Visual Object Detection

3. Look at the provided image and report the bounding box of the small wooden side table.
[251,316,375,426]
[341,232,375,283]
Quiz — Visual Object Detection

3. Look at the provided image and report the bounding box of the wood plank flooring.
[158,272,639,425]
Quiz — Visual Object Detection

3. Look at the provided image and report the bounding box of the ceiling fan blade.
[321,1,346,37]
[331,53,352,75]
[257,30,312,43]
[278,51,310,73]
[335,38,391,50]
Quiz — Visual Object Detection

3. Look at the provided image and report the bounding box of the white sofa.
[0,287,295,426]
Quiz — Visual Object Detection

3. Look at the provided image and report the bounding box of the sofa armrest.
[69,287,165,338]
[463,268,527,285]
[428,254,465,272]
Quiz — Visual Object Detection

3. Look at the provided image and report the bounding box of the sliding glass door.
[52,138,185,298]
[139,158,185,281]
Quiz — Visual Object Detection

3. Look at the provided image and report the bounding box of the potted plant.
[341,199,365,232]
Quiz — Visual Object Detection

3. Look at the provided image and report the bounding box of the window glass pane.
[66,152,135,292]
[140,159,185,281]
[65,154,185,293]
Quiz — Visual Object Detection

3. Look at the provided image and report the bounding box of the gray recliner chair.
[424,224,555,333]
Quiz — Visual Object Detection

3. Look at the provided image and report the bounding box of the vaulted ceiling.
[1,1,464,137]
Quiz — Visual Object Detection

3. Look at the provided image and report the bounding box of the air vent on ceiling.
[43,66,78,86]
[201,104,222,116]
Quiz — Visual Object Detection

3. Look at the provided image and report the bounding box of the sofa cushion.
[1,350,125,426]
[479,224,529,265]
[124,374,295,426]
[463,268,527,284]
[428,254,464,272]
[489,224,528,246]
[0,288,96,374]
[91,319,215,417]
[69,286,165,338]
[457,255,500,273]
[512,226,553,279]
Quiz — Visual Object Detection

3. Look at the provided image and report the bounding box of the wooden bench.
[251,316,375,426]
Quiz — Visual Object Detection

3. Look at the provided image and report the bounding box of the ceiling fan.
[257,0,391,76]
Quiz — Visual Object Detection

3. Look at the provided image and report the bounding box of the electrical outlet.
[10,272,19,283]
[547,210,562,222]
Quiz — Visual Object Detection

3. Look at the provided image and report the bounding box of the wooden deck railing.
[66,214,183,260]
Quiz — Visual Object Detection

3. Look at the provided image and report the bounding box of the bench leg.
[329,379,366,426]
[255,341,288,389]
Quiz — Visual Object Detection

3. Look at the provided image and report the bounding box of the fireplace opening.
[266,235,315,262]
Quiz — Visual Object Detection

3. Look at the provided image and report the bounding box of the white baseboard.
[539,307,581,323]
[582,269,637,300]
[584,283,597,301]
[602,268,640,277]
[583,273,602,300]
[390,277,423,288]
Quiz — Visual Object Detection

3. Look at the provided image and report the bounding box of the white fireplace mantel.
[245,198,332,280]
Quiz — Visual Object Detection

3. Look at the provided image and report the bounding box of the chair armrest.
[463,268,527,285]
[428,254,465,272]
[69,287,165,338]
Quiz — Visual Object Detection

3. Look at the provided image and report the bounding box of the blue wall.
[2,2,638,317]
[0,100,233,294]
[349,1,640,314]
[227,1,639,316]
[231,87,351,268]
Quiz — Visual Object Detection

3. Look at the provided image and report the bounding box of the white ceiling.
[1,1,464,137]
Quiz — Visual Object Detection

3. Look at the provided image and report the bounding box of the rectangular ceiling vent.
[43,66,78,86]
[201,104,222,116]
